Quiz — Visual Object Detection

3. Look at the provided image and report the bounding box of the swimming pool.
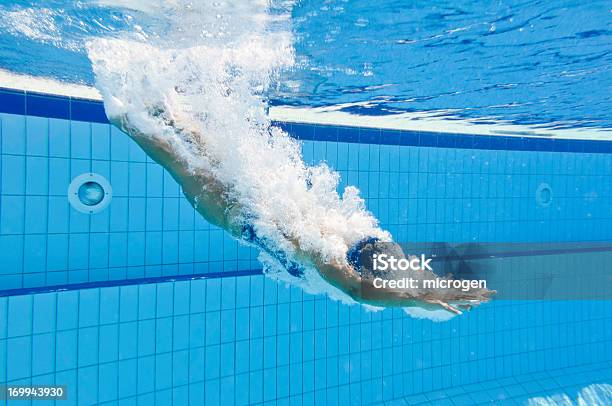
[1,1,611,405]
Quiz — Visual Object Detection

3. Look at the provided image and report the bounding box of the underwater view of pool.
[0,1,611,405]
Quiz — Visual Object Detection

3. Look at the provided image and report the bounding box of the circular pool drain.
[68,173,112,214]
[535,183,553,207]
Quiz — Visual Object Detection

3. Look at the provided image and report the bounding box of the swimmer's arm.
[315,259,491,313]
[315,260,438,309]
[109,115,190,179]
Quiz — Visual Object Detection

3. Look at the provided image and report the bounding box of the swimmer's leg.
[424,299,462,315]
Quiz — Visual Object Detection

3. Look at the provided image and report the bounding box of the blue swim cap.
[346,237,380,271]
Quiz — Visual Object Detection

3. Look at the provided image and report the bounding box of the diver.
[109,106,494,317]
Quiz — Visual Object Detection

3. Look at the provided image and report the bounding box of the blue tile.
[174,282,190,314]
[566,139,584,153]
[154,283,172,318]
[2,154,25,194]
[48,118,71,157]
[26,156,48,194]
[79,289,100,327]
[25,115,49,155]
[291,123,314,140]
[437,133,457,148]
[472,135,491,150]
[347,144,360,171]
[56,329,78,371]
[26,93,70,119]
[91,122,111,160]
[33,293,56,333]
[598,141,612,153]
[1,195,25,234]
[67,248,93,280]
[454,133,474,148]
[419,131,438,147]
[32,333,55,376]
[77,327,99,367]
[45,234,68,273]
[522,137,538,151]
[145,232,162,265]
[108,233,127,267]
[47,196,69,233]
[23,234,47,273]
[128,162,146,196]
[359,128,380,144]
[0,89,25,115]
[380,129,401,145]
[163,171,180,197]
[111,126,130,161]
[128,137,147,162]
[505,136,524,150]
[1,112,26,154]
[7,295,32,336]
[118,321,138,359]
[127,232,145,266]
[162,231,179,264]
[70,121,91,159]
[205,379,220,405]
[146,165,164,198]
[534,137,552,151]
[553,138,569,152]
[582,140,600,153]
[399,131,419,146]
[338,127,359,143]
[489,135,508,150]
[205,345,221,379]
[314,125,338,142]
[71,98,109,123]
[7,336,31,380]
[98,362,119,402]
[77,366,99,405]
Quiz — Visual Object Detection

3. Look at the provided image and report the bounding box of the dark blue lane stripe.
[429,243,612,262]
[2,243,610,297]
[278,121,612,153]
[0,268,264,297]
[2,86,612,153]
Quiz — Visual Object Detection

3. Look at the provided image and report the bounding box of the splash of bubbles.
[527,383,612,405]
[0,8,64,47]
[87,0,391,303]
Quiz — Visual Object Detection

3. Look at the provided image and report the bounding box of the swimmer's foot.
[426,299,463,315]
[428,286,496,314]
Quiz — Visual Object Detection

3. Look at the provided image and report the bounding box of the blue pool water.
[0,1,610,128]
[0,1,611,405]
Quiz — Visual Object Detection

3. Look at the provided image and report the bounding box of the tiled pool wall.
[0,111,262,294]
[0,88,611,405]
[1,89,612,294]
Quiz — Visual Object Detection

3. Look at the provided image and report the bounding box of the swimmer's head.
[347,237,407,279]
